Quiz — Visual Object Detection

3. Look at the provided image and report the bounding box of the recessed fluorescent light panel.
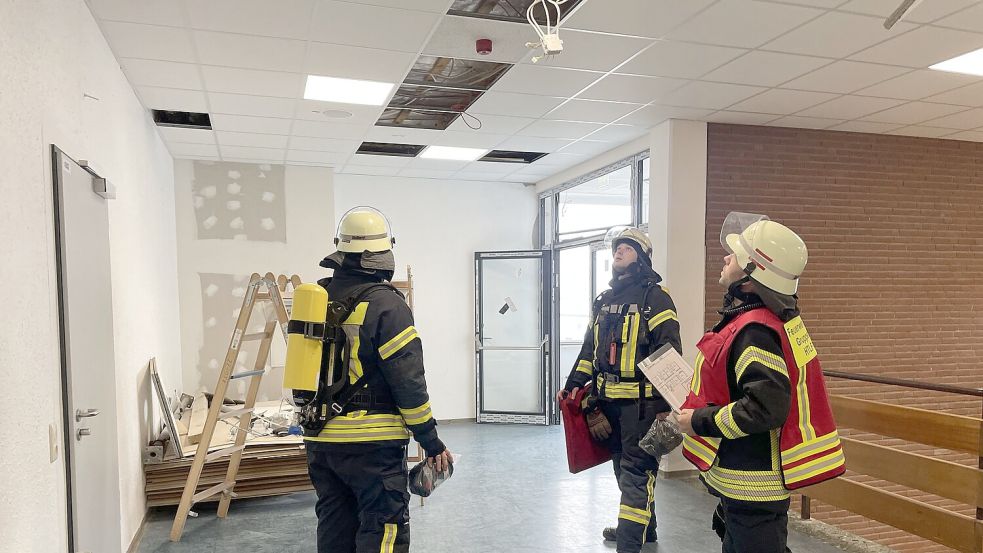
[419,146,488,161]
[304,75,394,106]
[930,48,983,77]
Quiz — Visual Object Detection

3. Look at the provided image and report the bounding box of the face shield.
[334,206,396,253]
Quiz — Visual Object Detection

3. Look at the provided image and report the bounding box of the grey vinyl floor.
[138,422,851,553]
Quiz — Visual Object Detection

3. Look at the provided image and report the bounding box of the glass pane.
[542,197,553,247]
[481,349,544,413]
[641,157,650,225]
[557,165,632,236]
[593,248,613,296]
[559,343,582,382]
[480,257,543,347]
[558,246,590,342]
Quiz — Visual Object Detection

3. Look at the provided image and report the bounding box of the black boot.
[602,526,658,543]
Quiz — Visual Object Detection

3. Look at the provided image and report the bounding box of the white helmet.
[721,212,807,296]
[604,226,653,258]
[334,206,395,253]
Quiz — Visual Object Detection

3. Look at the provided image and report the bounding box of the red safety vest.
[681,307,845,490]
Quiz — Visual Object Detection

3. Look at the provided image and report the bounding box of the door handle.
[76,428,92,441]
[76,408,100,422]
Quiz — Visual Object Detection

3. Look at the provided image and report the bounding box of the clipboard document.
[637,343,694,413]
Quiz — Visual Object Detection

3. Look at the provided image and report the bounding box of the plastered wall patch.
[192,161,286,242]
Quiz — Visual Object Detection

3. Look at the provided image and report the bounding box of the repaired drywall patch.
[192,161,287,242]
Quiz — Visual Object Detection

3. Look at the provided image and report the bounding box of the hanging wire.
[461,111,483,130]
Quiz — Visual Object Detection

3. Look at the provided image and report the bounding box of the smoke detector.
[313,109,354,119]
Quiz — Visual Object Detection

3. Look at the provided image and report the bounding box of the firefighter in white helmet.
[676,213,844,553]
[304,206,452,553]
[557,226,682,553]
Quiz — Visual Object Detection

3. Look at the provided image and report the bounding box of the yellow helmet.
[605,226,653,258]
[334,206,395,253]
[721,212,807,296]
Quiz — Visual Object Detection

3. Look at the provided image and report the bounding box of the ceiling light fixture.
[419,145,489,161]
[930,47,983,76]
[304,75,394,106]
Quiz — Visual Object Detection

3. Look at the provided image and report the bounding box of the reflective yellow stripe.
[644,470,656,539]
[735,346,788,381]
[690,351,705,395]
[597,374,655,399]
[781,431,841,464]
[345,301,369,326]
[704,467,790,502]
[379,326,419,360]
[380,523,396,553]
[713,404,748,439]
[306,412,410,443]
[797,362,816,442]
[619,504,650,525]
[682,435,718,466]
[399,402,433,426]
[783,449,845,484]
[647,309,678,332]
[575,359,593,376]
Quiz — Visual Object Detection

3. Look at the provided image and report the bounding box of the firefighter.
[556,226,682,553]
[676,212,845,553]
[304,206,452,553]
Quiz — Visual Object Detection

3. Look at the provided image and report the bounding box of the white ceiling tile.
[176,155,222,161]
[781,61,909,93]
[467,91,566,118]
[286,150,348,165]
[310,1,440,52]
[768,116,844,129]
[828,120,903,133]
[210,114,294,135]
[778,0,847,6]
[120,58,203,90]
[860,101,968,124]
[520,31,656,72]
[455,172,521,182]
[495,136,575,152]
[729,89,839,114]
[348,154,413,168]
[763,12,915,58]
[492,65,603,97]
[920,107,983,129]
[578,74,689,104]
[618,105,714,126]
[856,69,981,100]
[838,0,979,23]
[220,145,285,161]
[849,26,983,67]
[704,51,831,87]
[532,152,592,169]
[797,95,905,119]
[341,0,452,12]
[617,41,747,79]
[516,119,604,139]
[170,143,220,157]
[186,0,316,39]
[216,131,290,149]
[363,126,444,144]
[460,161,520,175]
[398,169,459,179]
[888,125,960,138]
[340,165,403,176]
[417,129,510,149]
[544,100,643,124]
[294,101,385,126]
[945,130,983,141]
[101,21,195,62]
[564,0,716,39]
[403,158,471,171]
[292,120,370,140]
[423,15,532,64]
[705,111,781,125]
[288,136,360,152]
[137,87,208,112]
[158,127,216,145]
[201,66,305,98]
[208,93,297,119]
[586,124,649,142]
[446,113,534,134]
[87,0,186,25]
[925,81,983,106]
[306,42,414,83]
[659,81,767,110]
[193,31,307,73]
[667,0,822,48]
[557,140,616,156]
[934,3,983,32]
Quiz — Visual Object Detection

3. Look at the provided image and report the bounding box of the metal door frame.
[475,250,552,425]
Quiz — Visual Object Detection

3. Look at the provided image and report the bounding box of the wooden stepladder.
[170,272,300,541]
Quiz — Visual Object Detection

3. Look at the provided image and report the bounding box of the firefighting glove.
[586,409,612,441]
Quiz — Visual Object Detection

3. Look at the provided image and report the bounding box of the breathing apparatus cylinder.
[283,283,328,406]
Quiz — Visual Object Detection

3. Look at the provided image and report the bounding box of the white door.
[52,147,123,553]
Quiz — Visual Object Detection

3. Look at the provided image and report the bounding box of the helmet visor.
[335,206,395,252]
[603,225,631,251]
[720,212,768,255]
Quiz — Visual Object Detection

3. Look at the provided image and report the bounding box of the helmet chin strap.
[723,269,755,309]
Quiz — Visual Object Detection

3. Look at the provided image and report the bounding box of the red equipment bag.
[560,384,612,474]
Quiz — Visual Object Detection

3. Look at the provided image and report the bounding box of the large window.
[556,165,633,242]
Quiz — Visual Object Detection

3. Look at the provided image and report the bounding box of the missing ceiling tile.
[356,142,426,157]
[448,0,584,25]
[479,150,549,164]
[405,55,512,91]
[388,84,484,113]
[376,108,461,130]
[153,109,212,130]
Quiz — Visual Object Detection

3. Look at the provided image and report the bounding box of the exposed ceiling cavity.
[447,0,585,25]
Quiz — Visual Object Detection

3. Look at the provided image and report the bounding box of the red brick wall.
[705,123,983,553]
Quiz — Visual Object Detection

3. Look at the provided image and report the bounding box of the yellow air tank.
[283,283,328,392]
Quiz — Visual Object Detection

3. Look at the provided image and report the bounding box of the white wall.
[0,0,182,551]
[333,175,539,420]
[174,161,333,401]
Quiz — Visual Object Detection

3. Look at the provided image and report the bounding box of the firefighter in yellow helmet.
[677,213,844,553]
[304,206,452,553]
[557,226,682,553]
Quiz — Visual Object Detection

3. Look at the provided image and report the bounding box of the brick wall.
[705,123,983,553]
